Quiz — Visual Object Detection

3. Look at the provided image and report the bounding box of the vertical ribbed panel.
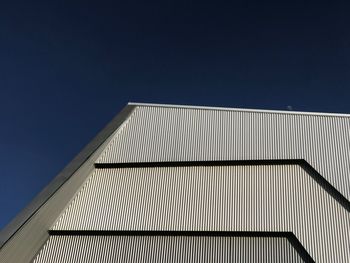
[33,235,303,263]
[52,166,350,262]
[96,106,350,201]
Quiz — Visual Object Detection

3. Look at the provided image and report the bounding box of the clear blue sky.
[1,0,350,229]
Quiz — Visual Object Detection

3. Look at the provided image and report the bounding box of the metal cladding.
[97,105,350,201]
[3,103,350,263]
[33,235,303,263]
[51,166,350,262]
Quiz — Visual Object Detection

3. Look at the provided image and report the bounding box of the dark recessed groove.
[94,159,302,168]
[298,161,350,213]
[287,233,315,263]
[49,230,287,237]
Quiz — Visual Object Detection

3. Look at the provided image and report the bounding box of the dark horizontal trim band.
[95,159,350,213]
[94,159,302,169]
[48,230,314,262]
[49,230,288,237]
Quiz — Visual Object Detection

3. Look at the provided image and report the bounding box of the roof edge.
[128,102,350,118]
[0,104,136,248]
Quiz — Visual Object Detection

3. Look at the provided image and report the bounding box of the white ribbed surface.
[52,166,350,263]
[33,235,303,263]
[96,106,350,201]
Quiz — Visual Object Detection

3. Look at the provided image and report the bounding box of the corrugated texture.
[52,166,350,263]
[33,235,303,263]
[96,106,350,201]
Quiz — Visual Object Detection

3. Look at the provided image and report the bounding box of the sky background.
[1,0,350,229]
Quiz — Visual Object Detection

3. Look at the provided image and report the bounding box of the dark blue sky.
[1,0,350,229]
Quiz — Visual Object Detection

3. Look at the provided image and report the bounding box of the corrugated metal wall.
[52,166,350,262]
[96,106,350,201]
[32,235,303,263]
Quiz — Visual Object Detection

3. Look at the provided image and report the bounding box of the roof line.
[0,104,137,248]
[128,102,350,118]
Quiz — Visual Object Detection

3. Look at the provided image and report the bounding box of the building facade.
[1,103,349,262]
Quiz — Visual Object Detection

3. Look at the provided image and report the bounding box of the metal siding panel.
[96,106,350,201]
[33,235,303,263]
[52,166,350,262]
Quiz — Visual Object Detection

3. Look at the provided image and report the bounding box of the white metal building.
[0,103,349,262]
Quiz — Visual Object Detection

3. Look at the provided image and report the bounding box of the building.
[0,102,349,262]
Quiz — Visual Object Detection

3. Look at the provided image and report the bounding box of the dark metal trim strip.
[49,230,288,237]
[94,159,301,168]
